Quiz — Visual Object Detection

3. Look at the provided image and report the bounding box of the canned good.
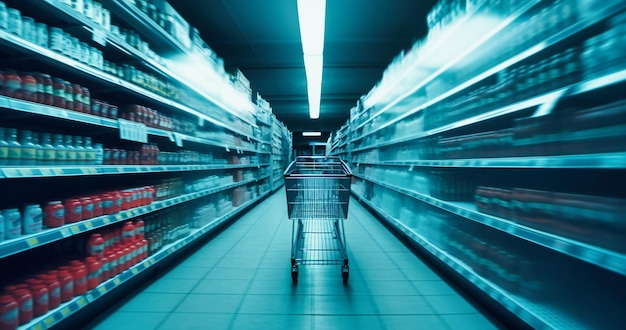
[0,2,8,30]
[49,27,64,52]
[21,16,36,43]
[7,8,21,36]
[35,22,48,47]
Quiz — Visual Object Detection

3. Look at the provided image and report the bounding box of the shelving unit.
[331,0,626,328]
[0,1,289,329]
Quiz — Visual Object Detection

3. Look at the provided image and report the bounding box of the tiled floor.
[93,190,499,330]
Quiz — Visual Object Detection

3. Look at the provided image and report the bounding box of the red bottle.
[63,199,83,223]
[84,257,102,290]
[11,289,33,325]
[43,201,65,228]
[113,192,123,213]
[29,284,49,317]
[0,294,18,330]
[70,264,87,296]
[107,251,118,278]
[101,194,115,215]
[79,197,94,220]
[57,271,74,303]
[91,196,103,217]
[121,192,133,210]
[87,233,105,258]
[121,222,135,243]
[41,276,60,310]
[115,248,125,274]
[134,219,144,240]
[100,255,110,281]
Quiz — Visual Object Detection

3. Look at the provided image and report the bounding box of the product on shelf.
[475,186,626,252]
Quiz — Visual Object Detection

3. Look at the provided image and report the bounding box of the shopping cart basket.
[284,156,352,284]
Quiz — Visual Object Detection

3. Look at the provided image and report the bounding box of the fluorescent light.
[297,0,326,55]
[304,55,323,86]
[307,83,321,119]
[302,131,322,137]
[298,0,326,120]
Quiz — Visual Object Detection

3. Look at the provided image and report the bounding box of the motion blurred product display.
[1,0,625,329]
[330,0,626,328]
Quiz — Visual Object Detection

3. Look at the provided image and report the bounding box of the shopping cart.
[284,156,352,284]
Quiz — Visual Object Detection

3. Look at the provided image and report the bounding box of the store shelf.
[96,0,189,54]
[0,163,269,179]
[352,190,573,330]
[353,173,626,276]
[0,175,269,260]
[354,152,626,169]
[353,0,539,135]
[353,1,626,144]
[24,189,270,330]
[352,67,626,153]
[0,96,266,154]
[0,29,259,143]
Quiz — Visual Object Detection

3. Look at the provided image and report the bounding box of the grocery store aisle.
[92,190,499,330]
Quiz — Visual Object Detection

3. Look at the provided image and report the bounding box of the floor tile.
[426,295,481,314]
[92,311,168,330]
[381,315,449,330]
[442,313,500,330]
[174,294,242,314]
[373,295,435,315]
[239,294,312,314]
[365,280,420,296]
[118,293,186,313]
[412,280,458,295]
[312,315,383,330]
[158,313,233,330]
[205,266,259,280]
[231,314,312,330]
[191,279,251,294]
[161,266,211,280]
[142,278,200,294]
[247,279,314,295]
[313,295,377,315]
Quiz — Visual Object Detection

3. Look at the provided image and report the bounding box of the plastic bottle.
[29,284,48,317]
[79,197,93,220]
[5,129,21,167]
[2,208,21,239]
[31,132,43,165]
[84,257,102,290]
[86,233,105,258]
[63,199,82,223]
[83,137,95,165]
[64,135,76,164]
[121,221,135,243]
[0,127,8,166]
[11,289,32,325]
[18,130,36,166]
[57,270,74,302]
[40,133,55,164]
[70,263,87,295]
[43,201,64,228]
[22,204,42,235]
[52,134,66,165]
[91,195,102,217]
[0,2,8,31]
[0,294,18,330]
[41,275,60,310]
[134,219,144,239]
[74,136,85,165]
[93,143,103,165]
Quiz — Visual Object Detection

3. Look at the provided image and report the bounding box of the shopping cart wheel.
[291,265,298,284]
[342,265,349,284]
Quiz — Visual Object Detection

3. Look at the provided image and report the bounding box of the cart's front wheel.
[342,265,349,284]
[291,265,299,284]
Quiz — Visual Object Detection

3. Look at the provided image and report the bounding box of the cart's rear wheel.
[342,265,349,284]
[291,265,299,284]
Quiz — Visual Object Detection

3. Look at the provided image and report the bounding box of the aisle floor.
[94,190,499,330]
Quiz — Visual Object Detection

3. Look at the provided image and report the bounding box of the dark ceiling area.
[168,0,437,145]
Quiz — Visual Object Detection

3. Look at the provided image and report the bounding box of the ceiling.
[168,0,437,145]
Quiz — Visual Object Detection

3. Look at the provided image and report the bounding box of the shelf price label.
[118,119,148,143]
